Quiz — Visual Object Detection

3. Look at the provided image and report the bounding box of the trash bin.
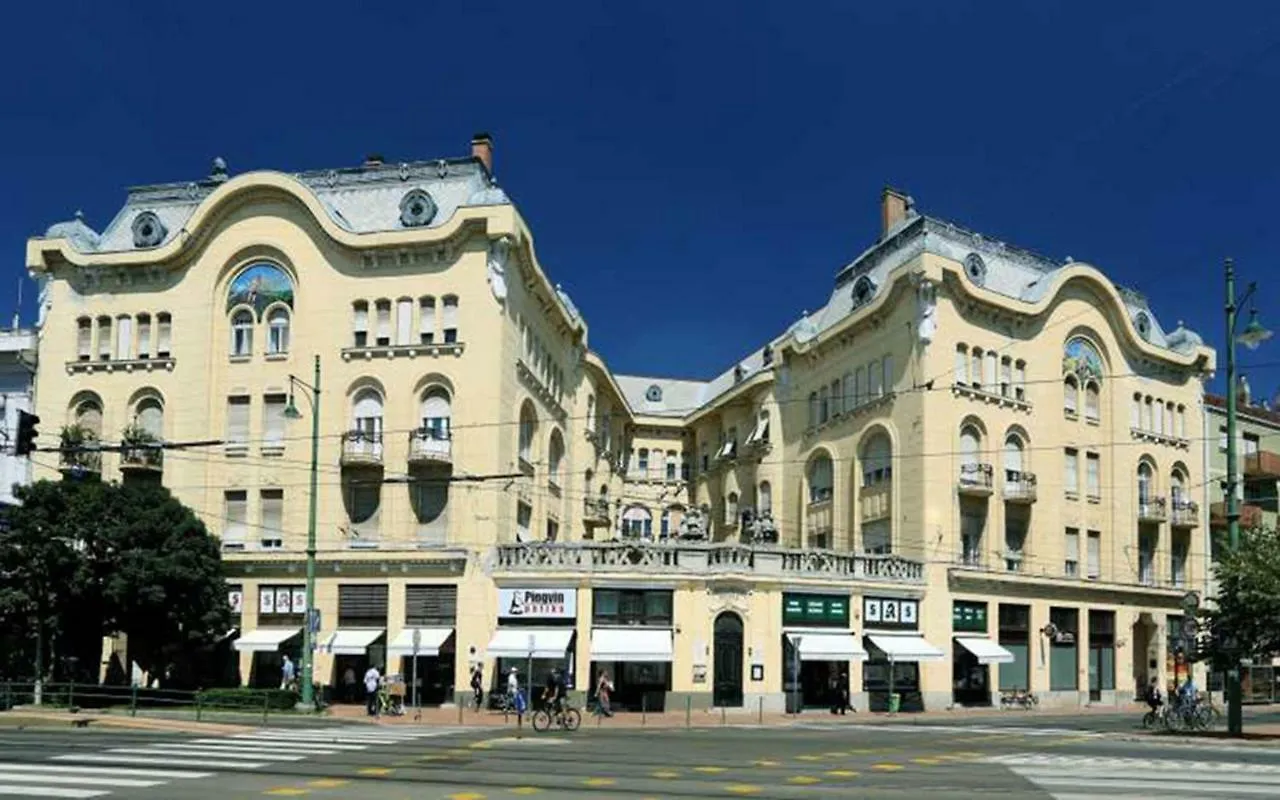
[888,693,901,713]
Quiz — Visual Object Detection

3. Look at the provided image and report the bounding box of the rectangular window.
[405,585,458,627]
[1087,530,1101,578]
[1049,607,1079,691]
[1000,356,1012,397]
[1088,609,1116,693]
[1014,360,1026,400]
[419,297,436,344]
[1177,406,1186,439]
[830,379,842,415]
[955,346,968,384]
[227,396,250,446]
[116,316,133,360]
[854,366,865,406]
[338,584,389,628]
[1086,452,1100,499]
[263,394,287,449]
[592,588,673,626]
[882,355,894,395]
[223,490,247,547]
[1064,527,1079,577]
[998,604,1031,692]
[681,455,690,481]
[1171,530,1189,587]
[77,318,92,360]
[516,501,532,542]
[137,316,151,358]
[818,386,829,424]
[1244,433,1260,456]
[1131,395,1141,429]
[666,451,677,481]
[1064,448,1079,496]
[1219,425,1228,451]
[984,351,997,388]
[353,302,369,347]
[842,373,854,410]
[971,350,983,390]
[442,296,459,343]
[396,298,413,345]
[637,448,650,475]
[260,489,283,549]
[375,300,391,346]
[156,313,171,357]
[546,518,559,542]
[868,360,883,398]
[97,317,112,360]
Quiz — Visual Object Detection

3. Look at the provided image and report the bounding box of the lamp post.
[284,355,322,710]
[1223,258,1271,736]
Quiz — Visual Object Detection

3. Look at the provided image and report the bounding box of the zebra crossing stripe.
[106,747,305,762]
[52,754,268,771]
[0,763,212,780]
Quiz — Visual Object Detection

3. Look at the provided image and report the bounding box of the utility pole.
[284,355,322,711]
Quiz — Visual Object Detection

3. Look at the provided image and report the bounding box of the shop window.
[592,588,672,627]
[1048,607,1079,691]
[1088,610,1116,695]
[998,604,1030,692]
[338,583,389,628]
[405,585,457,627]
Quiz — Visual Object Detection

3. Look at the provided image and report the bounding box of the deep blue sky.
[3,1,1279,393]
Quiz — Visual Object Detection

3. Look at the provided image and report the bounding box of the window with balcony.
[442,295,459,344]
[420,387,452,442]
[1063,375,1079,417]
[807,453,833,503]
[260,489,283,549]
[1084,381,1100,422]
[353,389,384,440]
[266,307,290,355]
[352,301,369,347]
[1064,527,1080,577]
[374,299,392,346]
[411,480,448,545]
[622,505,652,539]
[223,490,247,549]
[1003,433,1025,482]
[76,317,92,361]
[1137,461,1154,506]
[231,309,253,357]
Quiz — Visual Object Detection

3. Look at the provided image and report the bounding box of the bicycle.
[532,701,581,732]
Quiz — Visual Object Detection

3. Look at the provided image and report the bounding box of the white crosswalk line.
[0,763,212,780]
[990,753,1280,799]
[154,741,341,756]
[52,754,268,770]
[107,747,304,762]
[221,736,372,750]
[0,774,160,788]
[0,787,108,798]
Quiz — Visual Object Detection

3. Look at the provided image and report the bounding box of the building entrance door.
[713,612,744,708]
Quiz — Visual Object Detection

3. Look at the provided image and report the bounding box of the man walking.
[364,663,381,716]
[280,655,296,691]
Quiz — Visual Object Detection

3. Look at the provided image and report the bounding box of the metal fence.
[0,680,311,723]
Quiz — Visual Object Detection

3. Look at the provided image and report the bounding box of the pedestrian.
[596,671,614,717]
[280,655,296,691]
[470,664,484,710]
[364,663,381,716]
[837,672,851,715]
[342,666,357,704]
[507,666,520,706]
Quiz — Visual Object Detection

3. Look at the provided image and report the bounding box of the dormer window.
[1134,312,1152,341]
[851,275,876,308]
[963,253,987,286]
[645,384,663,403]
[132,211,167,248]
[399,189,437,227]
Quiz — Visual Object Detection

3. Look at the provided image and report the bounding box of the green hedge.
[196,687,299,710]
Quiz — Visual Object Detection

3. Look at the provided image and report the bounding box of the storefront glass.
[590,589,673,711]
[781,593,854,711]
[952,600,990,706]
[998,604,1030,691]
[1049,607,1079,691]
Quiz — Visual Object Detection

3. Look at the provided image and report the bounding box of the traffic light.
[15,410,39,456]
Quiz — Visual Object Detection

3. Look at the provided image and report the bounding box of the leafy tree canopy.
[1199,526,1280,670]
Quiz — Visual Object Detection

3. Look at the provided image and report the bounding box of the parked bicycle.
[1000,689,1039,710]
[532,701,582,732]
[1142,694,1218,732]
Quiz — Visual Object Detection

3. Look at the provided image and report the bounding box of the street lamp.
[1223,258,1270,737]
[284,354,322,710]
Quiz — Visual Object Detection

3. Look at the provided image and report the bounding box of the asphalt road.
[4,717,1280,798]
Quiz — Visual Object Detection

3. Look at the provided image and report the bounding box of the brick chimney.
[471,132,494,174]
[881,186,912,238]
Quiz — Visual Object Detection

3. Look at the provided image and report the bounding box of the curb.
[1,711,255,735]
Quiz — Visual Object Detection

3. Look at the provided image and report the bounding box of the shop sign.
[499,587,577,620]
[228,589,243,615]
[783,593,849,627]
[258,584,305,615]
[863,596,918,629]
[952,601,988,633]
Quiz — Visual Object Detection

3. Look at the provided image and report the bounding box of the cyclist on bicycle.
[542,667,566,717]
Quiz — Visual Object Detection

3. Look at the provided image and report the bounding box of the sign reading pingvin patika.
[498,588,578,620]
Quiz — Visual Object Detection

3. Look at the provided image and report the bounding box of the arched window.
[759,481,773,514]
[660,508,672,538]
[860,431,893,554]
[1084,381,1100,421]
[1063,375,1079,416]
[1137,461,1154,505]
[807,453,833,503]
[548,430,565,487]
[1003,434,1025,479]
[1170,468,1187,507]
[267,307,290,354]
[420,386,451,440]
[352,388,384,436]
[960,425,981,467]
[1131,393,1142,430]
[622,506,653,539]
[135,397,164,440]
[231,309,253,356]
[725,492,739,525]
[74,399,103,437]
[861,433,892,487]
[585,395,596,432]
[518,401,537,463]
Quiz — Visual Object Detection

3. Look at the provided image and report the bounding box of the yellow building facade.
[26,139,1214,711]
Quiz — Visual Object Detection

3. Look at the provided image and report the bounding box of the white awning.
[387,627,454,657]
[320,628,385,656]
[785,631,868,661]
[590,628,673,662]
[232,627,300,653]
[487,627,575,659]
[955,636,1015,665]
[866,633,946,662]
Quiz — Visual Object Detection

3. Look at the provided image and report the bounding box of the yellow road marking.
[724,785,762,795]
[447,794,486,800]
[306,779,349,789]
[583,778,616,787]
[695,766,728,774]
[952,751,983,758]
[448,748,471,756]
[751,759,780,767]
[912,758,942,765]
[264,791,309,797]
[652,770,680,779]
[822,751,848,758]
[510,789,541,795]
[787,775,821,785]
[825,770,860,778]
[795,754,822,762]
[357,768,393,777]
[872,763,904,771]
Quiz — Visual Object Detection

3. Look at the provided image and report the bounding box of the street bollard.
[641,693,647,727]
[685,695,691,729]
[758,696,763,724]
[130,685,137,717]
[262,691,269,725]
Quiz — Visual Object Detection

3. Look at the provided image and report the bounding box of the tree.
[0,479,230,688]
[1199,526,1280,669]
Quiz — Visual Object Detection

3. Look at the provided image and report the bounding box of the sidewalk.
[1,708,254,735]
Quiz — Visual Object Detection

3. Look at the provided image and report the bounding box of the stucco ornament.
[487,235,512,303]
[916,277,937,344]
